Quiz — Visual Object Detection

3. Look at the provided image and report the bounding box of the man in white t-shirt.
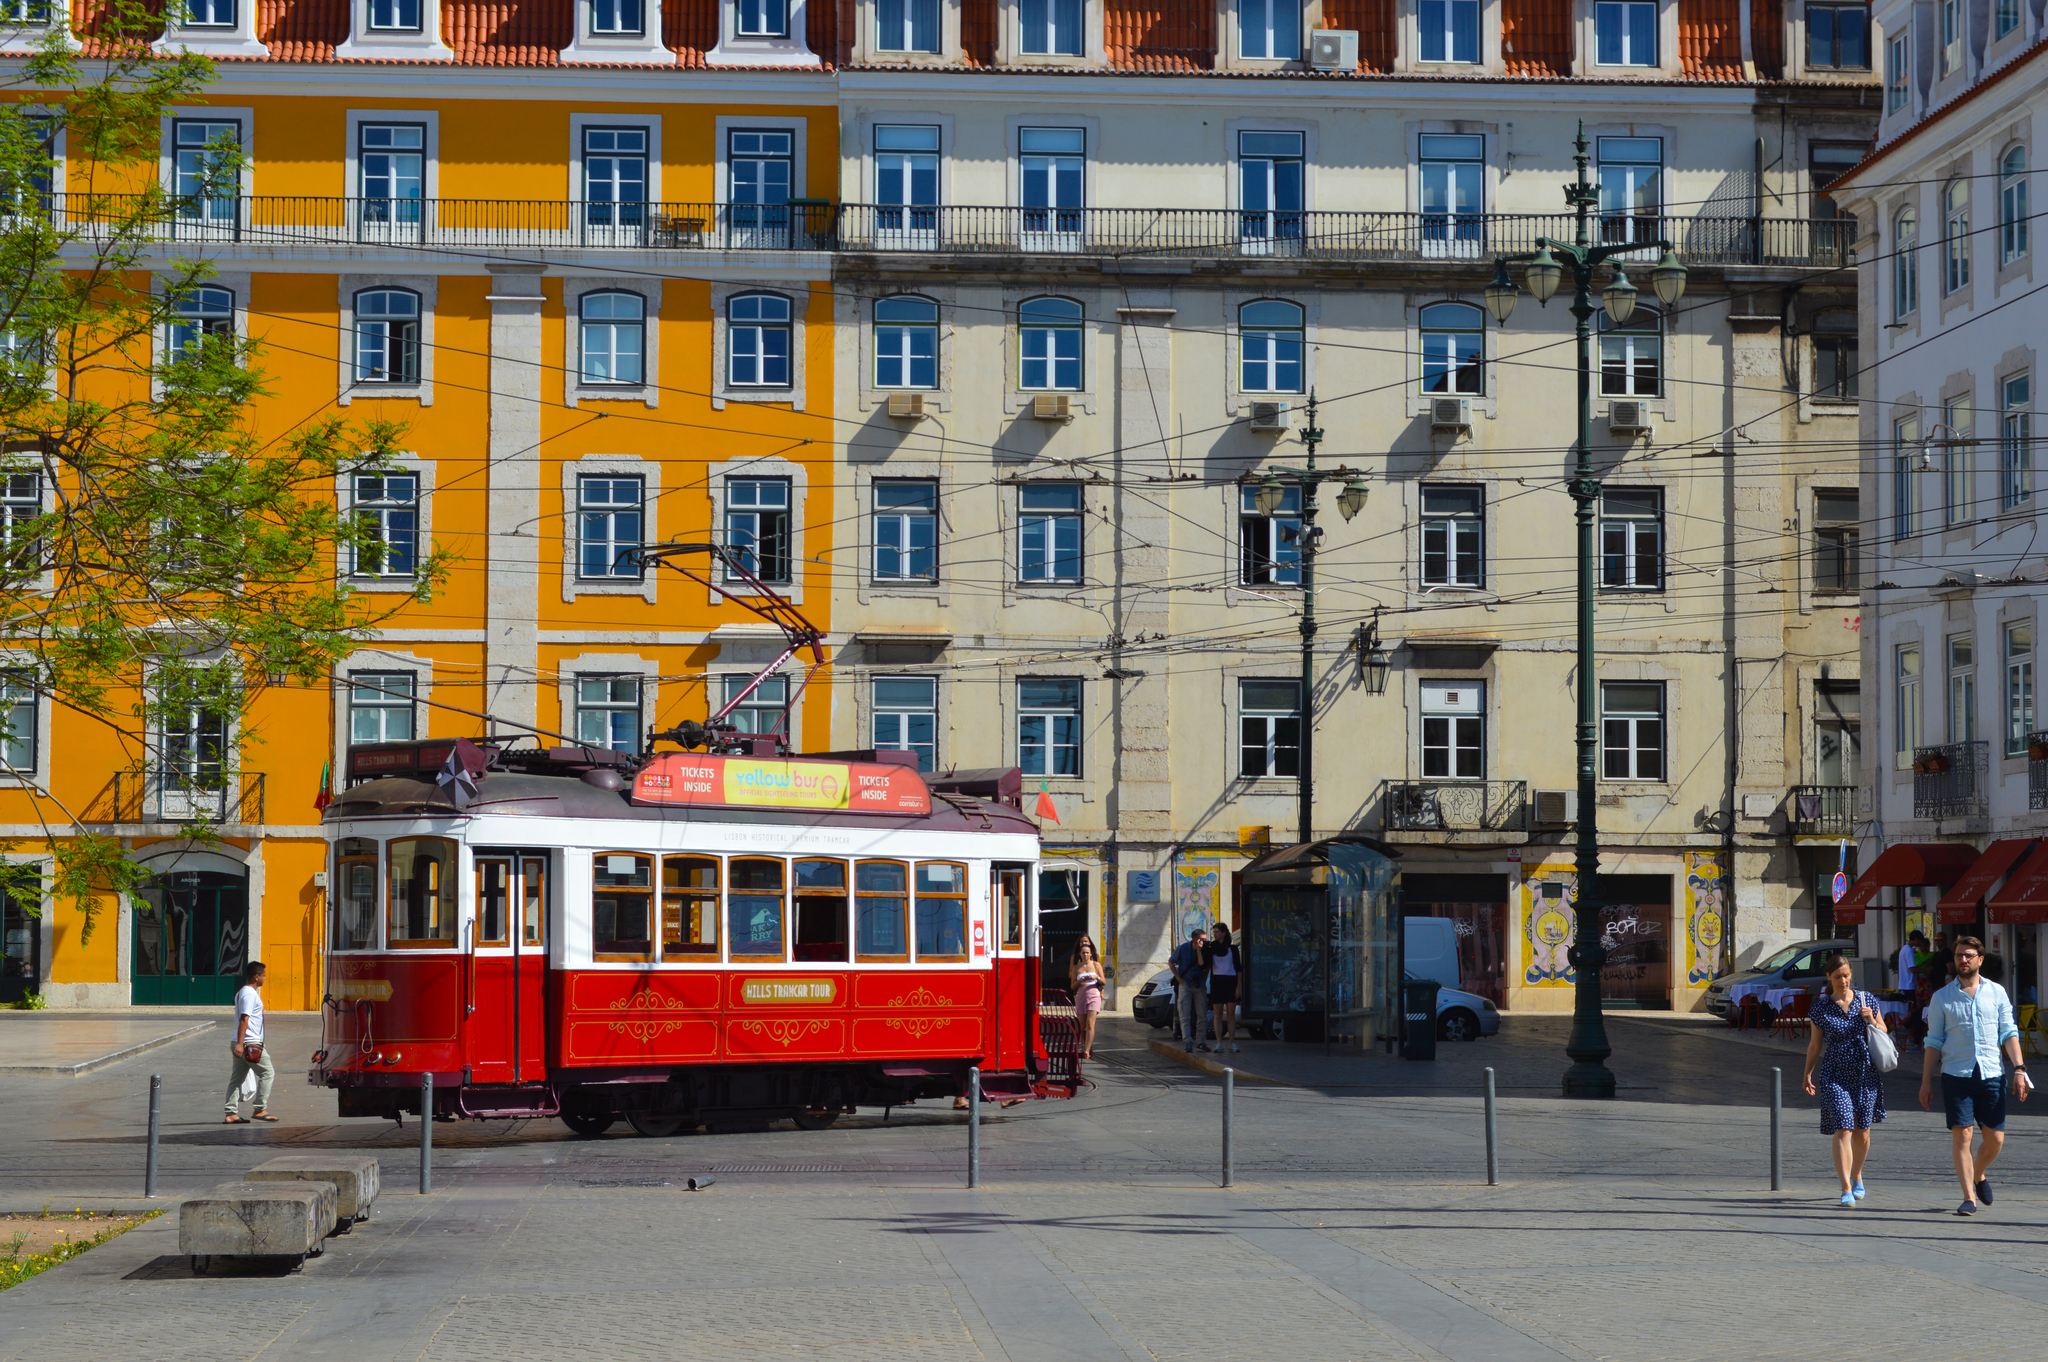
[225,961,276,1124]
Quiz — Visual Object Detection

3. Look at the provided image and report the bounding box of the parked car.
[1703,939,1860,1019]
[1133,968,1176,1028]
[1407,972,1501,1041]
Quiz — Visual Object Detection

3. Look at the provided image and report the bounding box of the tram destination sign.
[632,753,932,816]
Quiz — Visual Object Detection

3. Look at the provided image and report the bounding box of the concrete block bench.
[244,1154,380,1225]
[180,1180,337,1272]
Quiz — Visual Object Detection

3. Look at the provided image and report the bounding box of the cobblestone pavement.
[1,1012,2044,1361]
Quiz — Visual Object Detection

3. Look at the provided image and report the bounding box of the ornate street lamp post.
[1483,123,1688,1100]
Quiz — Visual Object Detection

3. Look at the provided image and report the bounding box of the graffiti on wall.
[1522,866,1577,985]
[1684,851,1728,987]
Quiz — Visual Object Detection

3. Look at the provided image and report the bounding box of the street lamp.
[1357,615,1391,696]
[1483,122,1689,1101]
[1243,391,1376,845]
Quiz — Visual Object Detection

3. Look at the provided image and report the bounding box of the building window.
[1419,302,1483,394]
[182,0,235,26]
[872,676,937,770]
[722,674,789,740]
[171,119,239,223]
[1599,487,1662,591]
[1420,679,1484,779]
[359,124,423,223]
[1420,484,1484,588]
[1813,311,1858,401]
[2004,373,2033,508]
[1893,209,1919,320]
[1816,679,1861,785]
[575,675,641,752]
[1,0,52,22]
[1895,644,1923,764]
[1240,484,1301,586]
[1944,180,1970,293]
[1018,484,1083,584]
[736,0,787,34]
[1239,299,1304,393]
[590,0,643,31]
[353,288,420,385]
[1017,678,1081,777]
[728,130,793,243]
[1419,134,1483,246]
[1806,1,1867,66]
[584,127,648,226]
[1601,682,1665,780]
[2000,146,2029,265]
[1419,0,1479,61]
[874,295,938,389]
[1239,679,1301,778]
[1597,136,1663,246]
[351,471,418,577]
[725,476,792,584]
[1940,0,1960,72]
[578,474,644,579]
[1595,0,1656,64]
[2007,622,2036,756]
[1813,491,1858,594]
[1995,0,2019,37]
[1020,0,1082,53]
[1944,399,1973,524]
[875,125,939,232]
[0,673,36,771]
[579,292,644,386]
[349,671,415,744]
[167,285,233,364]
[1894,415,1920,541]
[873,479,938,582]
[0,473,39,570]
[1239,0,1299,58]
[1887,32,1909,110]
[1947,633,1976,743]
[369,0,421,30]
[1019,297,1083,390]
[1020,127,1085,233]
[876,0,939,51]
[727,293,791,388]
[1598,306,1661,396]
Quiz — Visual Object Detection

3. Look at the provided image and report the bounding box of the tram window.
[592,853,654,959]
[475,859,510,947]
[662,855,720,959]
[999,869,1025,949]
[728,857,785,960]
[521,857,546,948]
[334,857,378,951]
[855,860,909,961]
[793,858,849,963]
[387,838,458,948]
[915,861,968,962]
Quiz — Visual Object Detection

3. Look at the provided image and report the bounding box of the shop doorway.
[1,888,39,1005]
[132,871,249,1005]
[1038,868,1088,993]
[1599,875,1672,1010]
[1402,874,1508,1006]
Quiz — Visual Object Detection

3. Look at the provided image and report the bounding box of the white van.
[1404,916,1461,989]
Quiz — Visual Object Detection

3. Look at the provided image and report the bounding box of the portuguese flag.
[314,759,333,812]
[1034,779,1059,824]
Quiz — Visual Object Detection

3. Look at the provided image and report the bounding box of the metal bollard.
[1221,1068,1234,1188]
[1484,1067,1498,1188]
[1770,1068,1782,1192]
[420,1072,433,1195]
[145,1074,163,1198]
[967,1065,980,1190]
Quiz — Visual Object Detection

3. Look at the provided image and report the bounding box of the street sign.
[1831,871,1849,903]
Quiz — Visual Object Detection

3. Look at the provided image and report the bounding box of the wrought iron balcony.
[28,195,1855,266]
[1790,784,1857,838]
[1379,780,1528,834]
[2031,732,2048,812]
[102,770,266,826]
[1912,742,1988,820]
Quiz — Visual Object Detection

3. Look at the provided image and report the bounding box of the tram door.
[994,867,1030,1072]
[469,854,548,1084]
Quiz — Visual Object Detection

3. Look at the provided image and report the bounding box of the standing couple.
[1169,924,1242,1054]
[1802,936,2030,1214]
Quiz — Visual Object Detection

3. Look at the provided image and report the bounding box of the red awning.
[1834,843,1984,925]
[1937,838,2039,924]
[1989,843,2048,924]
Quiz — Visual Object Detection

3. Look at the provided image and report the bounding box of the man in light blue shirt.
[1919,935,2032,1216]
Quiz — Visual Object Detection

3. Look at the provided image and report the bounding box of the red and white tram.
[311,741,1079,1135]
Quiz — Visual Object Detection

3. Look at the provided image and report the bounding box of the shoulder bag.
[1862,992,1899,1073]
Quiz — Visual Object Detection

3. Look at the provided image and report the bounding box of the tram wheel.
[559,1111,616,1138]
[791,1110,840,1131]
[625,1111,693,1138]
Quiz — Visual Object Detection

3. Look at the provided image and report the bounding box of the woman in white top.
[1205,924,1242,1054]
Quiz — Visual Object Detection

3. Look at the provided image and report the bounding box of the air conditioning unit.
[1308,28,1358,70]
[1249,401,1289,432]
[1032,393,1071,421]
[1533,789,1579,825]
[886,392,925,419]
[1431,397,1471,432]
[1609,400,1651,432]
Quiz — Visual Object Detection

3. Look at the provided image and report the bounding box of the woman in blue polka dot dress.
[1803,951,1888,1206]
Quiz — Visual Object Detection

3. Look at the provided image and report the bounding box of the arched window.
[1599,306,1661,397]
[1943,179,1970,294]
[580,291,644,385]
[168,285,234,364]
[728,293,792,389]
[1239,299,1303,394]
[873,295,937,390]
[2000,145,2029,265]
[1019,297,1082,391]
[353,288,419,384]
[1893,208,1919,320]
[1419,301,1483,395]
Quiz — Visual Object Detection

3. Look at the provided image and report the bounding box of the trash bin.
[1403,979,1440,1062]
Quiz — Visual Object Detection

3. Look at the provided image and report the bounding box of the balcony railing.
[103,770,266,826]
[2031,732,2048,812]
[1912,742,1988,820]
[1379,780,1528,833]
[24,196,1855,266]
[1790,784,1857,837]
